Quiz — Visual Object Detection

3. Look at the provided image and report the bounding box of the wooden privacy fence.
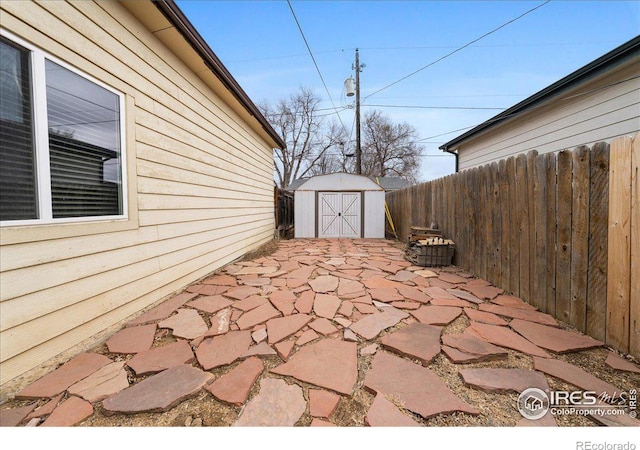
[386,133,639,359]
[275,186,294,239]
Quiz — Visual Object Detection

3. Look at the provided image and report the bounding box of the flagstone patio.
[1,239,638,427]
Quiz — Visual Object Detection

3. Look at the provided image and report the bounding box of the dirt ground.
[2,239,639,428]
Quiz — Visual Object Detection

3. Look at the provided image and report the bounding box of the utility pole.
[354,48,364,175]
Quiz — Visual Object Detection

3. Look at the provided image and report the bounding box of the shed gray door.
[318,192,361,238]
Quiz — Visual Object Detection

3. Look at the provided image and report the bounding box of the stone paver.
[364,351,479,419]
[40,396,93,427]
[369,288,403,302]
[195,330,253,370]
[127,292,198,326]
[294,290,315,314]
[235,303,281,330]
[479,304,558,327]
[106,324,156,354]
[308,389,341,418]
[0,404,37,427]
[491,294,537,310]
[269,289,297,315]
[158,309,208,340]
[266,314,312,344]
[309,275,339,293]
[396,286,430,304]
[464,307,509,326]
[308,318,339,335]
[410,305,462,326]
[605,352,640,373]
[102,364,212,414]
[224,286,261,300]
[313,294,342,319]
[234,378,305,426]
[271,339,358,395]
[186,295,233,314]
[467,322,550,358]
[459,368,550,393]
[274,340,296,361]
[67,361,129,403]
[127,340,195,375]
[25,394,62,420]
[233,295,268,312]
[447,289,483,304]
[207,357,263,405]
[202,274,237,286]
[533,357,623,398]
[350,308,408,340]
[509,319,603,353]
[296,329,320,346]
[16,353,112,399]
[366,394,422,427]
[462,284,503,300]
[242,342,277,358]
[380,322,442,366]
[441,333,508,362]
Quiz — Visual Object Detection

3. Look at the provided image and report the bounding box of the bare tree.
[359,109,422,184]
[260,87,345,189]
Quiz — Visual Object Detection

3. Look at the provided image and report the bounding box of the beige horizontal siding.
[458,62,640,170]
[0,0,277,386]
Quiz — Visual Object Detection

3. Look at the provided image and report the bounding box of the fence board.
[556,150,573,324]
[630,134,639,358]
[545,152,557,316]
[498,159,510,293]
[527,151,538,305]
[533,153,548,312]
[516,154,530,302]
[570,146,590,332]
[586,142,609,341]
[606,136,632,353]
[507,157,519,296]
[478,168,488,280]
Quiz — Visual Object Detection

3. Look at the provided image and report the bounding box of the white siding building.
[440,36,640,170]
[0,0,284,389]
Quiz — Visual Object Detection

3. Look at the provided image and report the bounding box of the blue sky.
[177,0,639,182]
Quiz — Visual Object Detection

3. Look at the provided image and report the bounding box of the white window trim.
[0,28,128,227]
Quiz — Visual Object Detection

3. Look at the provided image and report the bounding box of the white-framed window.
[0,30,127,226]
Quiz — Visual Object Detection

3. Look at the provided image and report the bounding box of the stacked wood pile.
[405,226,456,267]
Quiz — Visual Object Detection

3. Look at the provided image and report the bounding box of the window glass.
[0,37,37,220]
[45,60,122,218]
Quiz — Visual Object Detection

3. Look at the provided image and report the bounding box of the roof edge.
[440,35,640,151]
[153,0,285,149]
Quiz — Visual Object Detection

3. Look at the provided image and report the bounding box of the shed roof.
[287,175,409,192]
[439,35,640,152]
[294,173,384,192]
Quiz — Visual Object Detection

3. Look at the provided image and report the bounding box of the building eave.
[439,35,640,153]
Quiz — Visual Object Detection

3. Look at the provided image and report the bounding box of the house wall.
[456,59,640,170]
[0,1,275,386]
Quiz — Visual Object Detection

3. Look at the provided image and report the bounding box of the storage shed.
[293,173,385,238]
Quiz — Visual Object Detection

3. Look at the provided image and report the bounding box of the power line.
[286,0,349,137]
[364,0,551,100]
[363,104,506,111]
